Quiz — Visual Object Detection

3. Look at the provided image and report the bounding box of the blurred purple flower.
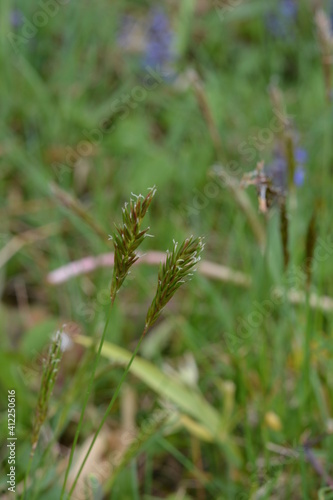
[295,147,307,164]
[266,152,288,190]
[143,8,175,80]
[265,0,298,38]
[294,165,305,186]
[293,147,306,186]
[280,0,297,18]
[266,146,306,190]
[10,9,23,28]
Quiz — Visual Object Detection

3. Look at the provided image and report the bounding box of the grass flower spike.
[24,331,63,496]
[110,187,156,301]
[143,8,175,80]
[67,235,204,496]
[61,188,155,498]
[31,331,62,454]
[145,236,205,330]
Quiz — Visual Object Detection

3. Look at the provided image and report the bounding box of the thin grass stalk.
[301,295,313,412]
[268,84,292,137]
[269,84,296,192]
[268,85,297,272]
[190,71,224,159]
[315,9,333,103]
[30,328,122,500]
[157,436,220,496]
[104,410,169,492]
[23,331,62,498]
[189,71,266,250]
[67,236,204,497]
[50,183,108,243]
[60,304,113,499]
[29,353,95,500]
[285,135,296,191]
[305,210,317,290]
[67,326,148,497]
[279,198,289,271]
[212,166,266,250]
[60,188,156,498]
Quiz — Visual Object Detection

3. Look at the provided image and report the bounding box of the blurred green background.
[1,0,333,498]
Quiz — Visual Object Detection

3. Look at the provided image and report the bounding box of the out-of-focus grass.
[0,0,333,498]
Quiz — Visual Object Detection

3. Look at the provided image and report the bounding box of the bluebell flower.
[10,9,23,28]
[280,0,297,18]
[143,8,175,80]
[266,146,306,190]
[293,147,307,186]
[265,0,298,38]
[294,165,305,186]
[265,151,288,191]
[294,147,307,164]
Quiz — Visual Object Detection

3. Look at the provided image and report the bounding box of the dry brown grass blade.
[315,9,333,103]
[190,71,224,159]
[0,198,54,217]
[280,200,290,271]
[50,182,108,243]
[0,223,59,269]
[65,431,112,499]
[305,210,317,289]
[213,166,266,250]
[188,70,266,251]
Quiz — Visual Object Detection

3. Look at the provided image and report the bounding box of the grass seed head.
[145,236,204,329]
[110,187,156,301]
[31,330,63,455]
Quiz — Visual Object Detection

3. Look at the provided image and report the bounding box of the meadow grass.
[1,1,333,498]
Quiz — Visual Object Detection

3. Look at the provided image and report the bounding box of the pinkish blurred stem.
[47,251,250,287]
[47,252,333,313]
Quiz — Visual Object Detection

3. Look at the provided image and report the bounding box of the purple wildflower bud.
[10,9,23,28]
[265,15,281,37]
[294,165,305,186]
[265,154,288,191]
[281,0,298,18]
[295,147,307,164]
[266,144,306,190]
[143,8,175,80]
[265,0,298,38]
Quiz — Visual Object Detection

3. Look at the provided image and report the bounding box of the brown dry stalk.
[280,199,289,270]
[50,182,107,242]
[189,71,266,250]
[0,222,59,269]
[305,210,317,289]
[315,9,333,103]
